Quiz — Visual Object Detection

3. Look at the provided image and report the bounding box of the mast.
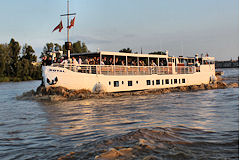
[67,0,70,42]
[60,0,76,60]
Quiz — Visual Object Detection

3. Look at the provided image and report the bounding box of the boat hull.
[42,65,216,93]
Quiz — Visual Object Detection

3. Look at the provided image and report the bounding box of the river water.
[0,68,238,160]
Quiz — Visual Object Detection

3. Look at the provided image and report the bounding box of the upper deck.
[49,51,215,76]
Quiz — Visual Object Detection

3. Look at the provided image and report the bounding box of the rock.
[216,81,227,89]
[228,82,239,88]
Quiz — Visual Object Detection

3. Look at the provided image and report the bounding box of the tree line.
[0,38,41,82]
[0,39,90,82]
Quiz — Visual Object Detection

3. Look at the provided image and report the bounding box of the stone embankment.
[17,76,238,102]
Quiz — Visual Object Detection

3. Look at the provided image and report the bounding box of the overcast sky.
[0,0,238,60]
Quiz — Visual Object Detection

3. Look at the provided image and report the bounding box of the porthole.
[136,81,139,84]
[122,81,124,85]
[109,81,111,85]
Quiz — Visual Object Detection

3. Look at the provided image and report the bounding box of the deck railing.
[51,64,196,75]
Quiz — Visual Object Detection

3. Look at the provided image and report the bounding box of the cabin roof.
[70,51,214,60]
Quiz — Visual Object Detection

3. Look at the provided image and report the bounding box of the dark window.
[147,80,151,85]
[152,80,154,85]
[174,79,178,84]
[156,80,160,85]
[162,80,164,85]
[182,78,186,83]
[128,81,133,86]
[122,81,124,85]
[179,79,181,84]
[136,81,139,84]
[114,81,119,87]
[165,79,169,84]
[109,81,111,85]
[171,79,173,84]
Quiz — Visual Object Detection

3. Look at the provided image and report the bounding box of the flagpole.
[67,0,70,60]
[67,0,69,42]
[59,0,76,60]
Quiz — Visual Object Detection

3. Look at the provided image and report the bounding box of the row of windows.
[109,78,186,87]
[147,78,185,86]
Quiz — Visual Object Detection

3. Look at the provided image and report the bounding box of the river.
[0,68,238,160]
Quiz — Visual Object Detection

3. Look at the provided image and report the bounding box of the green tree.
[22,44,37,62]
[0,44,8,77]
[8,38,21,77]
[119,48,132,53]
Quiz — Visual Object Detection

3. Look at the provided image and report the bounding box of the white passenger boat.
[43,0,216,93]
[42,51,216,92]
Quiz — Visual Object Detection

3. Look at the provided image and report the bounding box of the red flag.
[68,17,75,29]
[53,21,63,32]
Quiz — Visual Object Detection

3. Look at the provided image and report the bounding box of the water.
[0,68,238,160]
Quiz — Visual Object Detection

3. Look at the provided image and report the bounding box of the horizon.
[0,0,238,61]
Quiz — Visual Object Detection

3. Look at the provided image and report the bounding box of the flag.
[68,17,75,29]
[53,21,63,32]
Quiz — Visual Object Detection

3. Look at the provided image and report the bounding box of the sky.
[0,0,238,60]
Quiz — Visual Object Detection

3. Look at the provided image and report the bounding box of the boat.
[42,51,216,92]
[42,0,216,93]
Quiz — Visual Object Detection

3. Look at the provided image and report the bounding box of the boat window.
[159,58,167,66]
[165,79,169,84]
[128,81,133,86]
[139,57,148,66]
[122,81,124,85]
[162,80,164,85]
[114,81,119,87]
[174,79,178,84]
[171,79,173,84]
[109,81,111,85]
[179,79,181,84]
[136,81,139,84]
[152,80,154,85]
[147,80,151,85]
[182,79,186,83]
[127,57,137,66]
[156,80,160,85]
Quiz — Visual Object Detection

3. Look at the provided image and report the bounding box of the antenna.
[60,0,76,60]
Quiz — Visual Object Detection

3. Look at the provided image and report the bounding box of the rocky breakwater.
[17,78,238,102]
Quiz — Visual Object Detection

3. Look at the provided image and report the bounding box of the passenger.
[103,57,107,64]
[100,59,105,65]
[78,56,82,65]
[46,57,52,66]
[131,60,136,66]
[151,60,157,66]
[115,57,121,65]
[96,57,100,65]
[53,57,58,63]
[42,56,47,66]
[84,58,89,65]
[72,57,78,65]
[109,57,113,65]
[121,60,125,66]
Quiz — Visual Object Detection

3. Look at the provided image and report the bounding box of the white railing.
[175,66,195,74]
[52,64,195,75]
